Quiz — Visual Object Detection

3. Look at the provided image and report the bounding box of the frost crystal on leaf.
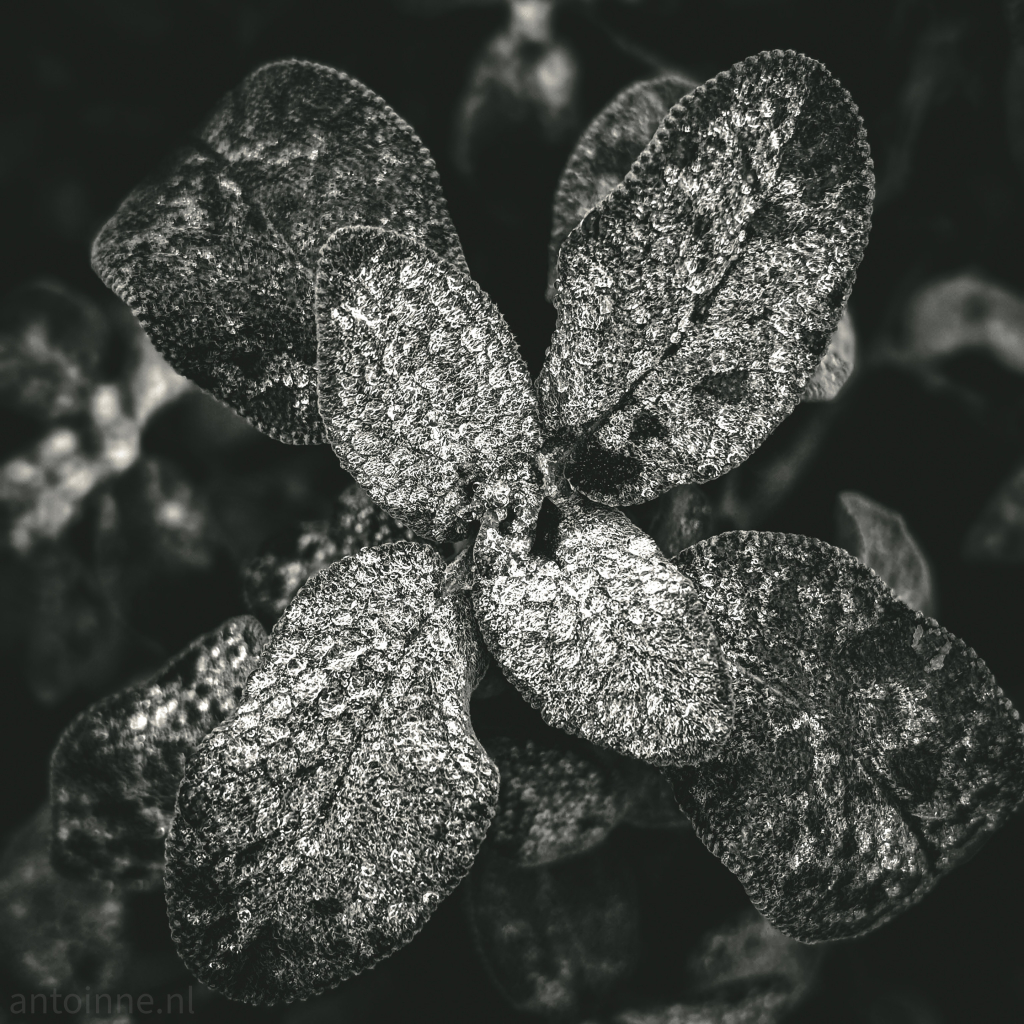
[50,616,266,889]
[164,543,497,1004]
[474,499,733,767]
[537,50,873,505]
[671,532,1024,941]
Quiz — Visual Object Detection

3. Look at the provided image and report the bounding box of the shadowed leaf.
[963,460,1024,562]
[537,50,873,505]
[835,491,935,615]
[315,227,542,542]
[165,543,497,1005]
[473,498,732,767]
[671,531,1024,941]
[50,616,266,889]
[802,309,856,402]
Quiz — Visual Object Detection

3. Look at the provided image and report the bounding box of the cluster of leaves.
[5,39,1024,1021]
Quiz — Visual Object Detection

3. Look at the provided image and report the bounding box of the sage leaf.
[672,531,1024,941]
[963,461,1024,562]
[473,498,732,767]
[537,51,873,505]
[549,75,696,298]
[316,227,543,542]
[802,308,856,402]
[835,490,935,615]
[164,543,497,1005]
[466,844,640,1017]
[50,616,266,890]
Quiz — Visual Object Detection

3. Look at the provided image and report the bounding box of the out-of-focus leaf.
[548,75,695,298]
[473,497,732,767]
[165,543,497,1005]
[638,484,713,560]
[315,227,542,543]
[604,754,690,830]
[802,308,856,402]
[963,461,1024,562]
[0,807,128,992]
[672,531,1024,942]
[242,483,419,627]
[51,616,266,889]
[536,51,873,505]
[466,843,640,1018]
[900,273,1024,372]
[486,736,626,865]
[835,490,935,615]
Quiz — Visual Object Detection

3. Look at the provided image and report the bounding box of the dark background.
[2,1,1024,1021]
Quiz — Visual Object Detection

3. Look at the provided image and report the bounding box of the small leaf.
[242,484,419,627]
[92,146,320,444]
[50,616,266,889]
[802,308,856,402]
[200,59,466,273]
[165,543,497,1005]
[835,490,935,615]
[537,51,873,505]
[0,806,128,992]
[636,483,714,560]
[466,844,640,1018]
[671,531,1024,941]
[316,227,543,542]
[473,498,733,767]
[604,754,690,831]
[548,75,696,298]
[962,461,1024,562]
[485,736,626,866]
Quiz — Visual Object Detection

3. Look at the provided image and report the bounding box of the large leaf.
[548,75,696,298]
[473,498,733,767]
[537,51,873,505]
[671,531,1024,942]
[164,543,497,1005]
[50,616,266,889]
[316,227,543,542]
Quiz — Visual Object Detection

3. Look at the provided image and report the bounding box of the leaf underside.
[671,531,1024,942]
[473,499,733,768]
[315,227,542,543]
[548,75,696,299]
[164,543,497,1005]
[538,50,874,505]
[93,59,464,445]
[50,616,266,890]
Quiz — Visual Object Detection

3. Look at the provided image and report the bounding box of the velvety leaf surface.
[962,460,1024,562]
[92,146,320,444]
[242,483,419,626]
[537,50,873,505]
[548,75,695,297]
[51,616,267,889]
[164,543,497,1005]
[200,59,466,274]
[671,531,1024,941]
[835,490,935,615]
[473,498,732,767]
[0,806,128,992]
[802,308,856,402]
[466,844,640,1018]
[316,227,543,542]
[485,736,626,866]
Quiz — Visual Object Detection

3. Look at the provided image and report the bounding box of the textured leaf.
[671,531,1024,941]
[242,484,419,626]
[549,75,696,298]
[485,736,626,866]
[92,145,320,444]
[51,616,266,889]
[165,543,497,1005]
[0,807,128,992]
[963,461,1024,562]
[536,51,873,505]
[802,308,856,401]
[473,497,732,767]
[200,59,465,274]
[466,844,640,1017]
[316,227,543,542]
[835,490,935,615]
